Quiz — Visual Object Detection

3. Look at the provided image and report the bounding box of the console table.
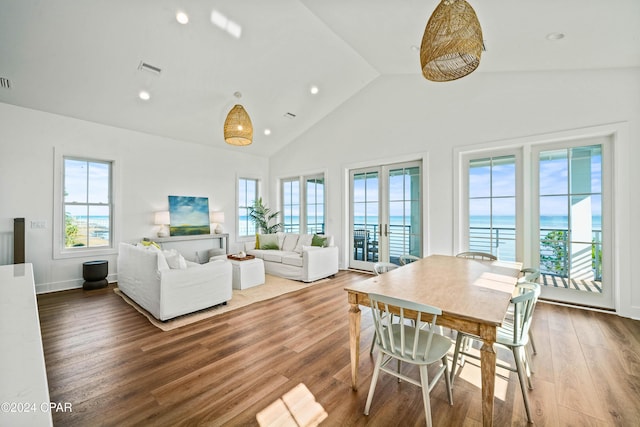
[145,234,229,263]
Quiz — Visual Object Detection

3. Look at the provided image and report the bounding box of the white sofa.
[244,233,338,282]
[117,242,232,321]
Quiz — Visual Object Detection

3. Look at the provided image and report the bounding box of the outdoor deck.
[539,273,602,293]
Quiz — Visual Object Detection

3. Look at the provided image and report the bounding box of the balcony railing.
[353,223,416,263]
[469,226,602,281]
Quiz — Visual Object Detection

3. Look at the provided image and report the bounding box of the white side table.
[228,257,265,290]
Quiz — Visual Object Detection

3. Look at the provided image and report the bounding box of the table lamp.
[210,211,225,234]
[154,211,170,237]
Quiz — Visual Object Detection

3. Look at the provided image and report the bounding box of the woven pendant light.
[420,0,483,82]
[224,101,253,146]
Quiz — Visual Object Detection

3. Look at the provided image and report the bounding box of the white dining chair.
[399,254,421,265]
[450,282,541,424]
[455,251,497,260]
[365,293,453,427]
[370,261,400,354]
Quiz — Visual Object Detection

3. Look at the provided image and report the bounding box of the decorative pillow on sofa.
[163,249,187,269]
[137,240,161,249]
[259,233,280,250]
[294,234,314,253]
[208,248,228,262]
[282,234,299,252]
[311,234,328,247]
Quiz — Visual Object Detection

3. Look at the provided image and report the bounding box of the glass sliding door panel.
[388,166,421,263]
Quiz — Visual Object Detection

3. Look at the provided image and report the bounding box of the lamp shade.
[210,211,225,224]
[154,211,170,225]
[224,104,253,146]
[420,0,483,82]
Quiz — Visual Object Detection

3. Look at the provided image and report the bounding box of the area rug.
[114,274,328,331]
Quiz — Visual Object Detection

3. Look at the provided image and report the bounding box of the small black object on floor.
[83,260,108,290]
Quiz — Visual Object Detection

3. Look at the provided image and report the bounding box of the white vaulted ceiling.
[1,0,639,157]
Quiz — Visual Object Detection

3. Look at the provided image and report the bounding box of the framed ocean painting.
[168,196,211,236]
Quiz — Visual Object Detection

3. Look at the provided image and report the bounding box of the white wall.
[269,68,640,319]
[1,68,638,319]
[0,103,268,293]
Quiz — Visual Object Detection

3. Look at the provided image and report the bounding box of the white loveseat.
[117,242,232,321]
[244,233,338,282]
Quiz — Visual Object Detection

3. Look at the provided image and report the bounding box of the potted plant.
[249,197,283,234]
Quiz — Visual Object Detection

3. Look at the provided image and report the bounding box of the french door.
[349,161,422,271]
[533,139,612,308]
[461,136,612,309]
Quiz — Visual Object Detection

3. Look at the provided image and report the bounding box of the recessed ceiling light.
[310,85,319,95]
[264,129,271,136]
[176,11,189,25]
[546,32,565,41]
[138,90,150,101]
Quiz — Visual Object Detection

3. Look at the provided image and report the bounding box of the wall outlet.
[30,220,46,229]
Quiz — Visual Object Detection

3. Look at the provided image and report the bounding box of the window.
[280,173,326,235]
[468,155,517,261]
[63,157,112,249]
[305,175,325,234]
[282,178,300,233]
[238,177,258,237]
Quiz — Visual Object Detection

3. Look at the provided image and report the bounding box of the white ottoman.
[230,258,265,290]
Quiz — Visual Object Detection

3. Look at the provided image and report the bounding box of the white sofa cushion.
[262,250,286,263]
[164,249,187,269]
[282,234,299,252]
[282,253,303,267]
[294,234,313,253]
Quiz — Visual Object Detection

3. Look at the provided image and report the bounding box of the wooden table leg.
[348,301,361,391]
[479,325,497,427]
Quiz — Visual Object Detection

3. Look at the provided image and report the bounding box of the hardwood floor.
[37,270,640,426]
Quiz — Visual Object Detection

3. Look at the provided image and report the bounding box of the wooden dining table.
[344,254,522,427]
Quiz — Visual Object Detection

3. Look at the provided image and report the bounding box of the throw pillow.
[139,240,161,249]
[255,234,260,249]
[259,233,280,250]
[311,234,328,247]
[294,234,314,253]
[163,249,187,269]
[208,248,227,262]
[282,234,299,252]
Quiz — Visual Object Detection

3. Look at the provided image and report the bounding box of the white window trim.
[53,147,120,259]
[458,149,523,260]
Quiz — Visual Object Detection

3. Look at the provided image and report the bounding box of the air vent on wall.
[138,61,162,75]
[0,77,11,89]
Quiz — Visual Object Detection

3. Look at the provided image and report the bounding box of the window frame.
[53,149,119,259]
[237,176,260,240]
[464,153,520,261]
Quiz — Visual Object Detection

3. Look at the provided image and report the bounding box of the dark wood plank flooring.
[36,270,640,426]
